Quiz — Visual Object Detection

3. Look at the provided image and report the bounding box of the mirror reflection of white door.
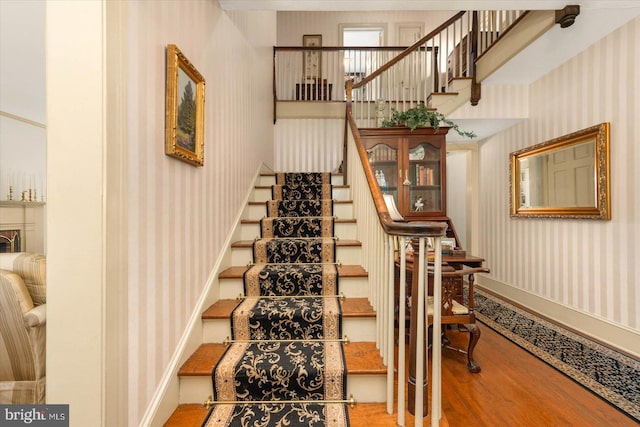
[520,167,530,208]
[547,141,595,207]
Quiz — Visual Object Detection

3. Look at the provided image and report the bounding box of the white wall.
[477,16,640,356]
[274,118,344,172]
[46,3,107,427]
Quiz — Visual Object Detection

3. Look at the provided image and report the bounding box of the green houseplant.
[381,103,476,138]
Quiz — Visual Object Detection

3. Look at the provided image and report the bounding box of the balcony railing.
[273,10,525,124]
[274,46,438,102]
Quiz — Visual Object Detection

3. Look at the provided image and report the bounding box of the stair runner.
[202,172,350,427]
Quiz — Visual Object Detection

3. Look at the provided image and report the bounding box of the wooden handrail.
[274,45,435,52]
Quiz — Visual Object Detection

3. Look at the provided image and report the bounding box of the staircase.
[164,172,387,426]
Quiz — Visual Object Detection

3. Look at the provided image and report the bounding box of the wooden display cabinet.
[360,127,449,219]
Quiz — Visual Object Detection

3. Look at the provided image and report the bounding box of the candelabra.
[6,185,42,203]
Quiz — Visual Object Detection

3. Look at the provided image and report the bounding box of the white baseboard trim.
[139,163,264,427]
[477,275,640,359]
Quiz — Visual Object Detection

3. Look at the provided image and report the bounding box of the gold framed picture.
[302,34,322,81]
[165,44,205,166]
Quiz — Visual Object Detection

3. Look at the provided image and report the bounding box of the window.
[340,25,385,75]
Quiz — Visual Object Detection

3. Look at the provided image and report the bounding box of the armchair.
[0,252,46,404]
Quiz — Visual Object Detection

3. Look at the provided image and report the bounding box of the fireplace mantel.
[0,201,45,253]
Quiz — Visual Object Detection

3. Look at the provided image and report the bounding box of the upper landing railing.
[273,10,525,121]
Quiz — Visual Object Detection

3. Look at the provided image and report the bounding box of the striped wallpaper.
[477,17,640,354]
[126,2,275,425]
[277,10,456,46]
[274,119,344,172]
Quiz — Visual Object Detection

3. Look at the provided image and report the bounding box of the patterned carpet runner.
[204,172,350,427]
[473,288,640,423]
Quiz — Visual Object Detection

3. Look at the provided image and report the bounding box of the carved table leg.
[465,322,482,373]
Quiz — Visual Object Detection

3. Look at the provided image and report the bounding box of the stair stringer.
[140,163,267,427]
[427,77,472,117]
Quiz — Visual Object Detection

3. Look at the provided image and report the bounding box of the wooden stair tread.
[343,341,386,374]
[179,343,226,376]
[342,298,375,317]
[202,297,375,319]
[219,265,367,279]
[202,299,240,318]
[164,403,449,427]
[164,403,209,426]
[231,239,361,248]
[179,342,384,377]
[429,91,460,97]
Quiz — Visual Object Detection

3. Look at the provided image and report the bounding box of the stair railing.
[346,9,527,124]
[345,101,446,426]
[349,10,469,128]
[273,10,525,122]
[338,10,525,425]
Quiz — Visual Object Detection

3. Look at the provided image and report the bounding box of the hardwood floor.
[350,324,638,427]
[165,322,638,426]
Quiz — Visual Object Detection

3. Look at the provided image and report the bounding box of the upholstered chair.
[0,252,46,404]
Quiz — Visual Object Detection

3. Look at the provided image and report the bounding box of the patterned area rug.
[473,288,640,423]
[203,172,350,427]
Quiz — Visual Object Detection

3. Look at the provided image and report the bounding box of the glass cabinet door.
[367,144,399,205]
[407,143,442,213]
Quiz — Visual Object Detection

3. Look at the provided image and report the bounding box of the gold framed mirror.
[510,122,610,219]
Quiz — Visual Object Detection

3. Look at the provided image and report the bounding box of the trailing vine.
[381,103,476,139]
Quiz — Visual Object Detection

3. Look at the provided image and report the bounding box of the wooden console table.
[295,79,332,100]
